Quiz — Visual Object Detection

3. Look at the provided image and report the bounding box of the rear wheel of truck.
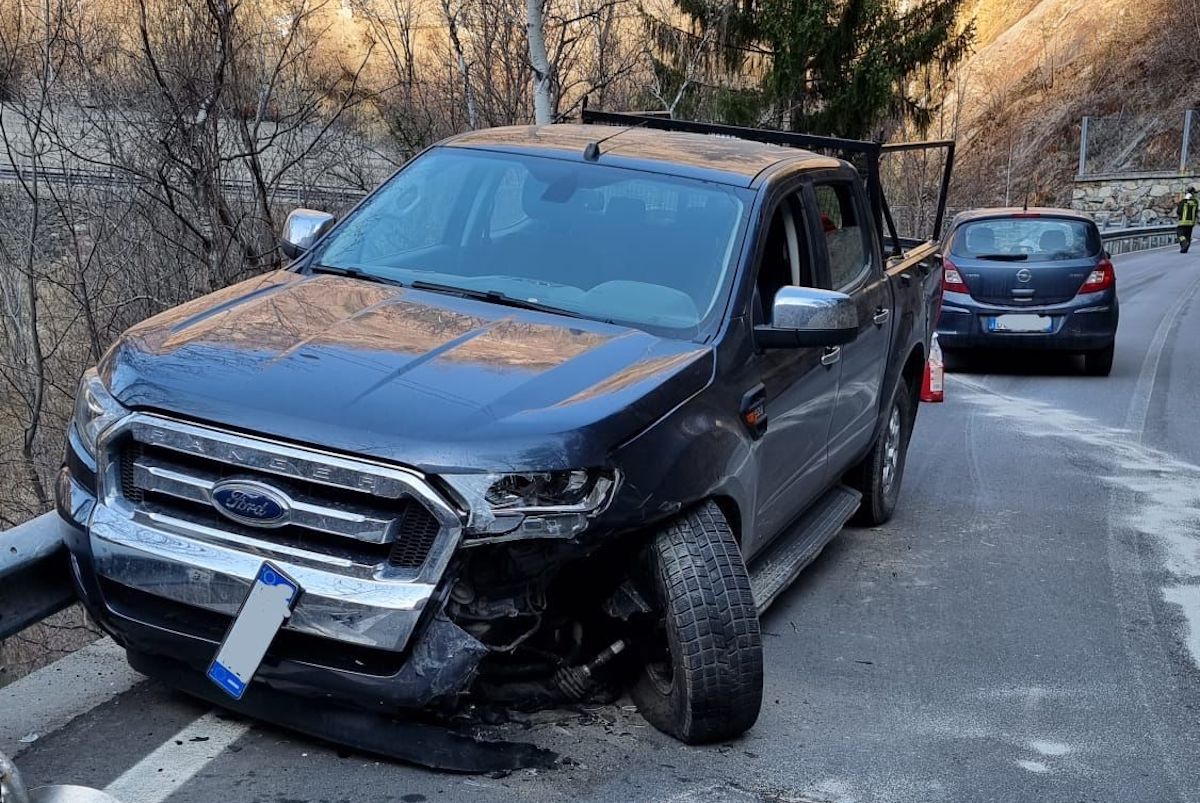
[848,378,915,526]
[631,501,763,744]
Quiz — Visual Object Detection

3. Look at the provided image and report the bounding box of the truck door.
[747,187,841,548]
[808,177,892,470]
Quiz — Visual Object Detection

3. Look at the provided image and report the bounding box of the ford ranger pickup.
[56,113,951,758]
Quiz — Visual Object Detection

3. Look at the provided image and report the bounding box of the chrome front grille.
[104,414,458,580]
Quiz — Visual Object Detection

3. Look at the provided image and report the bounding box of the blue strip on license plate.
[207,562,301,700]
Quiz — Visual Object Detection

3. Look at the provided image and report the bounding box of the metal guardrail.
[0,165,369,207]
[0,514,74,640]
[1100,224,1176,255]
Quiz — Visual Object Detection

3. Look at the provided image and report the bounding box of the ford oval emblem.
[210,480,290,528]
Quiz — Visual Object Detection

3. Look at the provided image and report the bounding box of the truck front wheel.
[848,379,915,526]
[630,501,763,744]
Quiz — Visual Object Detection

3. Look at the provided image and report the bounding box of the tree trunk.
[527,0,553,124]
[441,0,478,129]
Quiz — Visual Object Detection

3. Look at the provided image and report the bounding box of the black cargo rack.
[580,109,955,256]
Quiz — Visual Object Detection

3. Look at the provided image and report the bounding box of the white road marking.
[1163,587,1200,670]
[102,712,249,803]
[1028,740,1071,757]
[951,377,1200,666]
[0,638,143,756]
[1124,268,1200,437]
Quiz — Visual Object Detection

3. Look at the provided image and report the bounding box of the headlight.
[443,469,619,540]
[73,369,127,455]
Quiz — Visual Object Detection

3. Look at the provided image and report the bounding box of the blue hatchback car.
[936,208,1119,375]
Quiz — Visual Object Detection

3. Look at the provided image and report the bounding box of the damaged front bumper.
[57,413,491,712]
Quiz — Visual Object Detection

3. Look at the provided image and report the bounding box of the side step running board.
[748,485,862,613]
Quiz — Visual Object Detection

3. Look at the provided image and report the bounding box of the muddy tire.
[847,379,915,526]
[631,502,762,744]
[1084,343,1114,377]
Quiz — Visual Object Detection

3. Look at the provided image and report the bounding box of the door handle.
[873,307,891,326]
[821,346,841,367]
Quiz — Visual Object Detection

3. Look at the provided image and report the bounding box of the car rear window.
[950,218,1101,261]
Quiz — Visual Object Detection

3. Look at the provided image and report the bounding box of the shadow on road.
[944,349,1086,376]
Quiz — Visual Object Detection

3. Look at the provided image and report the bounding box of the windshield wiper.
[411,280,585,319]
[974,253,1029,262]
[309,264,405,287]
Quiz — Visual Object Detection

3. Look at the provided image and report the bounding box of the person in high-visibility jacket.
[1177,188,1199,253]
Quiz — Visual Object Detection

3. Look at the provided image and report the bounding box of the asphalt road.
[5,247,1200,803]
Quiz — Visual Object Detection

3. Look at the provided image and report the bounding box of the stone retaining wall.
[1072,172,1200,229]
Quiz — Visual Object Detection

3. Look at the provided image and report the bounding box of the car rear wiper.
[309,264,405,287]
[974,253,1029,262]
[411,280,586,319]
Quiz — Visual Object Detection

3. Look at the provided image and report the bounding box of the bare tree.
[527,0,553,123]
[441,0,479,128]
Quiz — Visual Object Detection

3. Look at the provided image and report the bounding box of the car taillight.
[943,257,969,293]
[1078,258,1115,294]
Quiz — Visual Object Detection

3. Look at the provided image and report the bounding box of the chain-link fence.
[1079,111,1200,176]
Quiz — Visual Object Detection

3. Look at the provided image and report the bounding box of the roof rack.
[580,109,956,254]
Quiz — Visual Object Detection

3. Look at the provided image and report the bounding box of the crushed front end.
[57,372,641,722]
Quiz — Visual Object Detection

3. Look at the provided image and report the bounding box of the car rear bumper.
[936,291,1118,351]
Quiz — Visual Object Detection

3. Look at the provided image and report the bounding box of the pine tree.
[645,0,974,139]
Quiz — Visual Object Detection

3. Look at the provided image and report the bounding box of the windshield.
[309,147,750,336]
[951,217,1101,261]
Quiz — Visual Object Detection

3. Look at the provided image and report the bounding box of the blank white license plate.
[989,314,1052,333]
[207,562,301,700]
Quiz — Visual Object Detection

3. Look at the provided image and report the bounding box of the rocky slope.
[948,0,1193,209]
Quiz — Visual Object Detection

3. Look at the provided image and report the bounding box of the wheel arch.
[709,494,744,546]
[900,343,926,406]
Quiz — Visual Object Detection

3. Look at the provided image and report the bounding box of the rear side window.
[814,183,869,289]
[951,218,1101,261]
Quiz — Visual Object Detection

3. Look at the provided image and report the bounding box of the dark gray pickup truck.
[56,113,950,763]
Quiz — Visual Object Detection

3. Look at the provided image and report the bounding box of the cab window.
[814,182,869,289]
[753,193,813,325]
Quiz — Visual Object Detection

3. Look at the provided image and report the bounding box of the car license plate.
[207,562,301,700]
[989,314,1052,333]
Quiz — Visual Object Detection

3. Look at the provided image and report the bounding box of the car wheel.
[1084,343,1115,377]
[847,379,915,526]
[630,501,763,744]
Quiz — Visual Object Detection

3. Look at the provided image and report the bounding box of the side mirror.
[755,286,858,349]
[280,208,336,260]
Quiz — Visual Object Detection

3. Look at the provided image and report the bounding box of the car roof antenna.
[584,118,648,162]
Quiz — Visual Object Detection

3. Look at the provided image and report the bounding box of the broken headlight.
[73,369,127,456]
[443,470,619,540]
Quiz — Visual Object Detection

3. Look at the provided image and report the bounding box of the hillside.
[948,0,1191,208]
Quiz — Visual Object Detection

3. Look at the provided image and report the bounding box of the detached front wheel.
[631,502,763,744]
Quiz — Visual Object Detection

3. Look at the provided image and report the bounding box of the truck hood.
[101,271,715,473]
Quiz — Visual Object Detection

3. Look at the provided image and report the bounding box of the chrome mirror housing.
[280,209,336,260]
[756,286,859,349]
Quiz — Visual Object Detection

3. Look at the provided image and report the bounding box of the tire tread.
[632,502,763,743]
